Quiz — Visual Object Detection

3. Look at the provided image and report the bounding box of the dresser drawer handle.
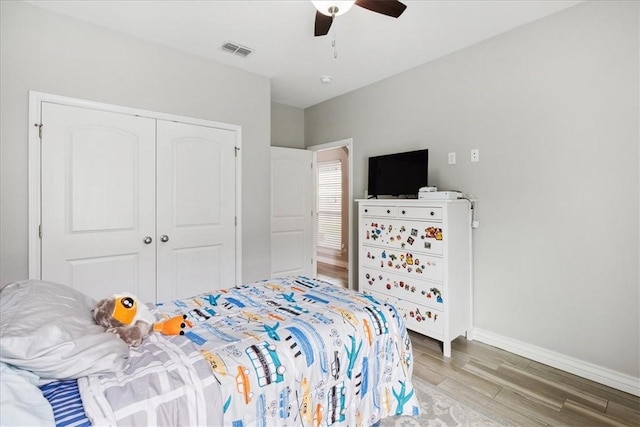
[401,210,406,215]
[386,209,391,214]
[364,209,368,213]
[430,211,435,216]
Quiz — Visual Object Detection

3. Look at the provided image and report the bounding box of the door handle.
[143,236,153,244]
[160,235,169,243]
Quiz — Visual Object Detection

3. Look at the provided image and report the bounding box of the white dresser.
[357,199,472,357]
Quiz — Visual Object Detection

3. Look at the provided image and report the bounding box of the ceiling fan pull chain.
[332,37,338,59]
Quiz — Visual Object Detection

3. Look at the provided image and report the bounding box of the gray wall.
[0,1,272,285]
[271,102,305,148]
[305,1,639,378]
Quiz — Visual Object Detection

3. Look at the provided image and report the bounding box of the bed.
[0,277,420,426]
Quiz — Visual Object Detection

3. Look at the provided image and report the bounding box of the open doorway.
[309,139,352,289]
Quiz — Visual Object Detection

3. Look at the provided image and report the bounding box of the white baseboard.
[473,328,640,397]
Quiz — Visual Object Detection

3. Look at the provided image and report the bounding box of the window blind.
[317,160,342,251]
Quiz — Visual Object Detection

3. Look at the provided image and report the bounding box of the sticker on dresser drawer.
[362,219,444,256]
[393,300,444,337]
[361,269,444,309]
[361,247,443,281]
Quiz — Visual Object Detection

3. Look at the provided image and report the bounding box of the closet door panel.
[174,137,222,226]
[40,103,157,302]
[173,246,222,298]
[156,120,236,301]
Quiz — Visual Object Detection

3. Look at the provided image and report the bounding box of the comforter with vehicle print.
[78,276,420,426]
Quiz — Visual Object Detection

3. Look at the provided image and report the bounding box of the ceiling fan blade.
[355,0,407,18]
[314,11,333,36]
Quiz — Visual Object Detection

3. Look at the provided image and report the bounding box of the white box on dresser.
[357,199,472,357]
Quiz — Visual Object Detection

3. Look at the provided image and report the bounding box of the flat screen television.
[367,149,428,198]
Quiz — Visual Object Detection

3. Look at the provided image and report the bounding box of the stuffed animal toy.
[153,314,191,335]
[92,293,191,347]
[92,293,155,347]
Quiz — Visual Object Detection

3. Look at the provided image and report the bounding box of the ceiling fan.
[312,0,407,37]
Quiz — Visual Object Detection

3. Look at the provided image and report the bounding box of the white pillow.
[0,280,130,379]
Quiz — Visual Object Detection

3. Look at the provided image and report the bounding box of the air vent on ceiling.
[221,41,253,57]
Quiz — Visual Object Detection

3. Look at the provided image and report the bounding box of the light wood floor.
[316,261,348,288]
[409,331,640,426]
[315,263,639,425]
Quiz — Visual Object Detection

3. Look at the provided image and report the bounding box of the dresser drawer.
[364,290,443,339]
[398,206,442,221]
[394,298,444,339]
[361,245,443,282]
[361,205,397,218]
[361,218,444,256]
[360,267,444,310]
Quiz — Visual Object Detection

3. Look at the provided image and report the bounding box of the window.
[317,160,342,251]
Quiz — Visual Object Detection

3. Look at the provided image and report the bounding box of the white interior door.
[156,120,237,301]
[270,147,314,277]
[40,102,157,302]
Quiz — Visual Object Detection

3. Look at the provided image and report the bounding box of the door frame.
[308,138,353,290]
[28,91,243,284]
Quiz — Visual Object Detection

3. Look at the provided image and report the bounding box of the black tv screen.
[368,149,428,197]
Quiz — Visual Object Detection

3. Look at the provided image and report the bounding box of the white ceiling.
[26,0,581,109]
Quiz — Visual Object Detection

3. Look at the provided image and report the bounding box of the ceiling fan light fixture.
[312,1,355,17]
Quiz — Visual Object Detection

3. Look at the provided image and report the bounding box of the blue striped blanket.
[39,380,90,427]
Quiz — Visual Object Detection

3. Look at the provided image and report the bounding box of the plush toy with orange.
[92,293,191,346]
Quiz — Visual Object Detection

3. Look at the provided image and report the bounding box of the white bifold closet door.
[40,102,236,302]
[155,120,236,302]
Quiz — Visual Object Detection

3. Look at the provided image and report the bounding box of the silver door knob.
[143,236,152,244]
[160,235,169,243]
